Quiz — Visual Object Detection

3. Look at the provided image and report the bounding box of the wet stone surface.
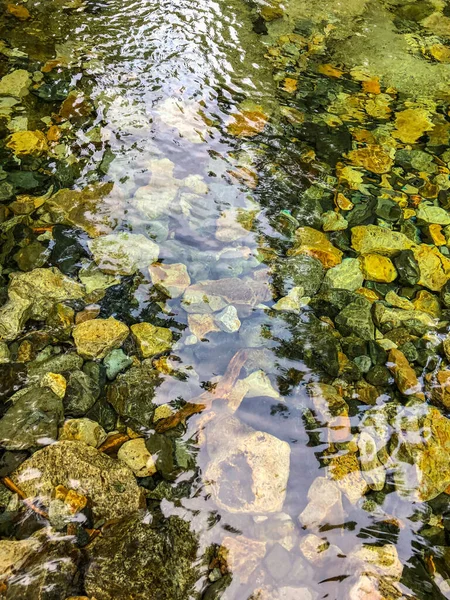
[2,0,450,598]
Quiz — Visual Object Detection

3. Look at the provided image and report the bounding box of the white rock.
[299,477,344,529]
[205,416,290,513]
[243,370,280,399]
[214,305,241,333]
[88,232,159,275]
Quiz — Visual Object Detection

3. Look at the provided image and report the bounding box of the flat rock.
[0,387,63,450]
[88,232,159,275]
[416,202,450,225]
[299,476,344,529]
[360,253,397,283]
[6,130,48,157]
[11,440,142,520]
[182,276,267,313]
[72,317,129,360]
[413,244,450,291]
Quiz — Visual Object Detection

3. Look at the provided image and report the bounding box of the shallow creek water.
[2,0,450,599]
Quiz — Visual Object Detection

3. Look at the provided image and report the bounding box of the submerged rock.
[0,69,31,98]
[59,418,107,447]
[299,476,344,529]
[6,130,48,157]
[0,267,84,341]
[11,440,142,520]
[131,322,172,358]
[72,317,129,360]
[351,225,414,256]
[0,387,63,450]
[205,416,290,513]
[117,437,156,477]
[273,254,325,297]
[89,232,159,275]
[289,227,343,268]
[322,258,364,291]
[85,513,200,600]
[148,262,190,298]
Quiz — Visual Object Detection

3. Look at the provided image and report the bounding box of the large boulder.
[10,441,142,520]
[85,513,200,600]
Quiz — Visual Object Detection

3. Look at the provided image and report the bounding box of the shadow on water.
[1,0,450,598]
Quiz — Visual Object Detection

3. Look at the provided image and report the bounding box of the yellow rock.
[388,348,424,399]
[351,225,414,256]
[40,372,67,398]
[72,317,129,360]
[355,287,380,303]
[6,130,48,157]
[413,244,450,291]
[413,290,441,317]
[429,224,446,246]
[282,78,298,93]
[6,3,30,19]
[328,452,368,505]
[360,254,397,283]
[289,226,343,268]
[335,192,354,211]
[153,404,174,422]
[429,44,450,63]
[347,145,394,174]
[228,107,268,138]
[393,108,434,144]
[131,322,172,358]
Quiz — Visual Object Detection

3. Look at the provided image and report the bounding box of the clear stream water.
[2,0,450,599]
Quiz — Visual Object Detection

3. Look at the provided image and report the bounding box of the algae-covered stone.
[393,250,420,286]
[118,437,156,477]
[131,322,172,358]
[89,232,159,275]
[360,253,397,283]
[273,254,325,297]
[289,226,343,268]
[205,416,290,513]
[358,431,385,491]
[6,130,48,157]
[321,211,348,232]
[73,317,129,360]
[85,513,199,600]
[328,452,369,504]
[322,258,364,291]
[351,225,414,256]
[0,387,63,450]
[148,262,190,298]
[59,418,107,447]
[0,69,31,98]
[393,108,434,144]
[11,440,141,520]
[335,297,375,340]
[347,145,394,174]
[373,303,436,334]
[107,361,159,427]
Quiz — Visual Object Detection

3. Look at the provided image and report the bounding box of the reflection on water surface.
[1,0,450,598]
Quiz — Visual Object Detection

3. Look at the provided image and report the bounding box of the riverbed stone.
[11,440,142,520]
[322,258,364,291]
[205,416,290,513]
[0,267,84,341]
[84,512,199,600]
[6,130,48,157]
[412,244,450,291]
[351,225,414,256]
[360,254,397,283]
[416,202,450,225]
[149,262,190,297]
[387,348,423,398]
[59,418,107,447]
[103,348,133,379]
[0,387,63,450]
[289,226,343,268]
[274,254,325,296]
[335,297,375,340]
[89,232,159,275]
[214,305,241,332]
[72,317,129,360]
[299,476,344,529]
[131,322,172,358]
[0,69,31,98]
[358,431,385,491]
[118,437,157,477]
